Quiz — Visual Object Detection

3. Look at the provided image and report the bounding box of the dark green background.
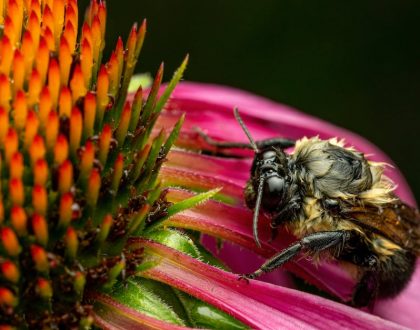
[81,0,420,201]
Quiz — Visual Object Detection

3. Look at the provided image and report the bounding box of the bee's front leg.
[240,230,351,280]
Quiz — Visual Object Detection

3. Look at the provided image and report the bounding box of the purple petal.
[130,238,405,330]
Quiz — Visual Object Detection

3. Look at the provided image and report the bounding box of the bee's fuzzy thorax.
[291,136,396,206]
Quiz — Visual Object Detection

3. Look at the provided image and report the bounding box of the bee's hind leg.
[241,230,351,280]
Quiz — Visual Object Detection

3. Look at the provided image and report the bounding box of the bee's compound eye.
[263,176,286,209]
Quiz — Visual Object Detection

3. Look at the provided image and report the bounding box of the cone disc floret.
[0,0,186,327]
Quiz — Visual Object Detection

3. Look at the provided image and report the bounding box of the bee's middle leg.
[242,230,350,280]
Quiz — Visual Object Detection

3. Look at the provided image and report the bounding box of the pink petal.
[165,187,355,301]
[130,238,405,330]
[156,82,420,328]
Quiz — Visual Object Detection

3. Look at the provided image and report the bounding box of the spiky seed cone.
[0,0,186,328]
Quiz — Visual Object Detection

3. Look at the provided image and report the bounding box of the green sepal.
[108,277,187,326]
[144,229,201,259]
[175,290,249,330]
[145,188,222,233]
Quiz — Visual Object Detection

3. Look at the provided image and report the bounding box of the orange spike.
[10,206,27,235]
[84,92,96,138]
[21,32,35,80]
[32,214,48,246]
[65,227,78,258]
[28,11,41,51]
[0,0,4,25]
[115,37,124,79]
[7,0,23,44]
[1,227,21,256]
[1,261,20,283]
[96,65,109,125]
[3,16,16,48]
[43,27,55,52]
[59,37,72,86]
[98,124,111,165]
[126,24,138,64]
[54,134,69,165]
[91,15,102,64]
[80,38,93,88]
[45,111,59,151]
[67,0,78,30]
[59,192,73,228]
[38,87,51,129]
[98,214,113,243]
[12,51,25,94]
[4,128,18,164]
[79,140,94,181]
[116,102,131,145]
[0,287,17,307]
[112,153,124,193]
[28,69,42,107]
[81,22,92,48]
[48,58,60,109]
[98,1,107,38]
[63,20,76,55]
[24,110,39,149]
[42,5,54,43]
[29,135,46,165]
[0,107,9,145]
[136,20,147,57]
[70,107,82,156]
[0,74,11,111]
[30,244,49,272]
[30,0,41,19]
[107,52,119,96]
[9,178,24,206]
[32,185,47,216]
[87,0,99,23]
[87,168,101,208]
[58,160,73,194]
[52,0,65,47]
[58,86,72,117]
[13,90,27,131]
[34,159,48,186]
[10,152,24,179]
[0,36,13,76]
[35,37,50,84]
[36,278,53,299]
[70,64,87,102]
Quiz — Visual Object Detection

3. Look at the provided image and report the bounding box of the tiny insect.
[196,108,420,306]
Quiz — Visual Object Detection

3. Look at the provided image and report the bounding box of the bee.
[196,108,420,306]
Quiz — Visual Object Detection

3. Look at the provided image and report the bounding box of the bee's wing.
[344,203,420,254]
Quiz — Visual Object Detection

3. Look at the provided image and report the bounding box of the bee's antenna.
[253,176,265,248]
[234,107,259,153]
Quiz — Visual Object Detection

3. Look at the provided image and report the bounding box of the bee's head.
[253,148,289,210]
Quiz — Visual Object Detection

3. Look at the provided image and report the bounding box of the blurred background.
[80,0,420,201]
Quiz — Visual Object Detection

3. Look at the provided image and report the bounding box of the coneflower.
[0,0,189,327]
[0,1,418,329]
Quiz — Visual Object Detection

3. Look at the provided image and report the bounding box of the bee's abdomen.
[375,248,416,298]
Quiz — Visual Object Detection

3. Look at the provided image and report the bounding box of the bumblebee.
[197,108,420,306]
